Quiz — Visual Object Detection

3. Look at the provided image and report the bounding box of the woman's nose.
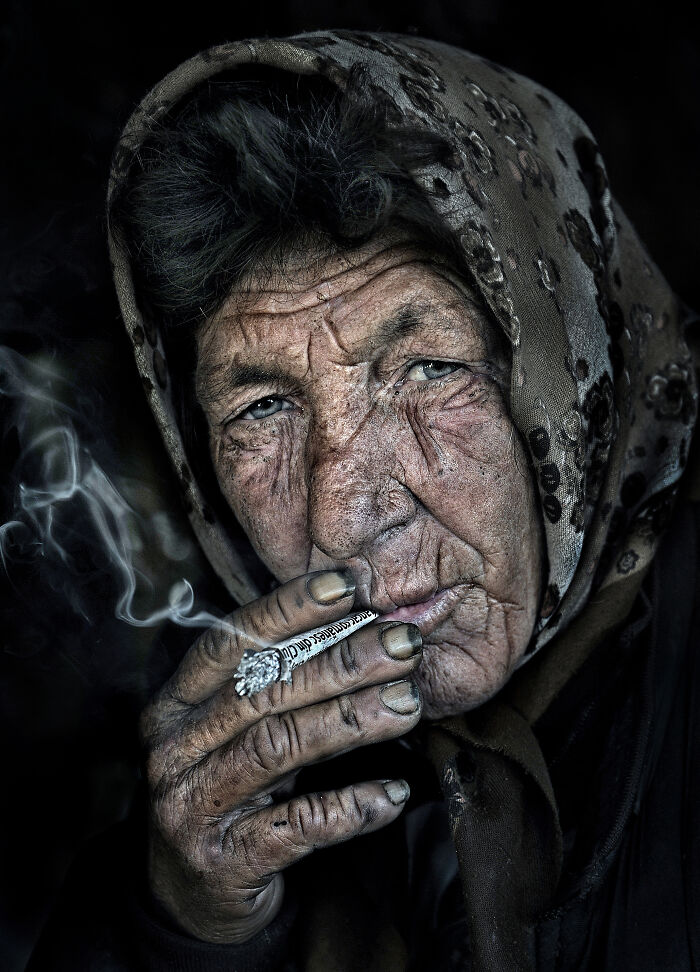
[306,431,417,561]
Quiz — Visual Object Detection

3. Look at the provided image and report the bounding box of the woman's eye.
[237,396,292,421]
[405,360,462,382]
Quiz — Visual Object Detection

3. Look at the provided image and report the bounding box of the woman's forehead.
[196,253,490,379]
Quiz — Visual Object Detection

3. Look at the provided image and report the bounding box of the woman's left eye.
[404,360,462,382]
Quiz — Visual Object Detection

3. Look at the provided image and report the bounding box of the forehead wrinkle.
[196,307,310,407]
[196,269,495,407]
[206,296,440,393]
[218,256,436,325]
[200,297,489,407]
[232,245,439,308]
[310,300,438,367]
[325,270,490,358]
[317,305,352,357]
[211,258,482,352]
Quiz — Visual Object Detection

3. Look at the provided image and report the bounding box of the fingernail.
[380,680,420,714]
[382,779,410,805]
[381,623,423,659]
[307,570,355,605]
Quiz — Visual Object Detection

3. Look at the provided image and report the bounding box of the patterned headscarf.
[108,30,697,660]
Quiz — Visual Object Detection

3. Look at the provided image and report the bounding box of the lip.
[378,584,470,637]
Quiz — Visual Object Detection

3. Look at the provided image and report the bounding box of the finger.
[176,621,423,761]
[165,570,357,706]
[193,679,422,811]
[229,779,411,881]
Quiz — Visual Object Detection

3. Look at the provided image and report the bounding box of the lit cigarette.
[233,610,379,697]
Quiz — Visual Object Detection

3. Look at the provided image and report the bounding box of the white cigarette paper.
[233,610,379,697]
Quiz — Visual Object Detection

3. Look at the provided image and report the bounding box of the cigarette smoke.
[0,345,225,635]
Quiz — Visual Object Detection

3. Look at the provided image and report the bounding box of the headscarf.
[107,31,698,970]
[108,29,697,656]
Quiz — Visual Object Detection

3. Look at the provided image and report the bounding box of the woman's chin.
[414,642,517,719]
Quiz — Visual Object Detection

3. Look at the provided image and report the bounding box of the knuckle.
[139,683,196,750]
[268,588,295,629]
[142,720,189,785]
[243,678,287,716]
[286,660,315,697]
[273,787,381,851]
[143,732,183,789]
[195,703,233,755]
[289,793,327,842]
[284,788,376,845]
[246,587,294,639]
[334,637,359,681]
[320,631,386,692]
[243,713,302,772]
[197,626,225,666]
[344,787,379,830]
[242,688,269,718]
[314,637,361,694]
[335,694,363,734]
[238,729,268,775]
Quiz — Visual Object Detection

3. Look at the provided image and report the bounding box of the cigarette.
[233,610,379,697]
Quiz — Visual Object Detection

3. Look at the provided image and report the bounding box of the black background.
[1,1,699,967]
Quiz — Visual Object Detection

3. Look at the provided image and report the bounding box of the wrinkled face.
[195,239,544,717]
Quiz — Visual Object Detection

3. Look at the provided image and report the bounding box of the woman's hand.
[139,569,423,944]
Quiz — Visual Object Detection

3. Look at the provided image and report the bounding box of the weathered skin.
[141,238,544,944]
[198,240,543,715]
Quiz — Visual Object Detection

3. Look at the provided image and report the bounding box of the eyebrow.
[197,300,468,406]
[373,304,426,347]
[196,362,290,408]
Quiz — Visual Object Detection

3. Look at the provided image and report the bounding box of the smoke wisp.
[0,345,229,636]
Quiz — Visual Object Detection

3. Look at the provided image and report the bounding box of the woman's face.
[195,239,544,717]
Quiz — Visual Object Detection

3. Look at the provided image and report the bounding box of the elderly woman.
[29,30,700,972]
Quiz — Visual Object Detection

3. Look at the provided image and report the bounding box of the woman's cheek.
[396,382,510,478]
[400,389,533,544]
[211,420,310,572]
[214,419,303,489]
[431,416,540,587]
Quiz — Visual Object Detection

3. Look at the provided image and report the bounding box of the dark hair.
[108,67,502,588]
[109,64,464,331]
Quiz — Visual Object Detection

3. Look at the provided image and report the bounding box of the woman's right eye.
[236,396,293,422]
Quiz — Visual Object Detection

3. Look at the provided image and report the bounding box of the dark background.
[1,1,698,968]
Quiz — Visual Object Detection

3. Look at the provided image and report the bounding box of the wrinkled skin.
[198,239,543,716]
[141,237,543,943]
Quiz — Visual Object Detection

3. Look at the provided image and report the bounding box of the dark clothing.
[28,499,700,970]
[535,497,699,970]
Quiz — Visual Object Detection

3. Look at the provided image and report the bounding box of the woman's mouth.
[379,584,470,637]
